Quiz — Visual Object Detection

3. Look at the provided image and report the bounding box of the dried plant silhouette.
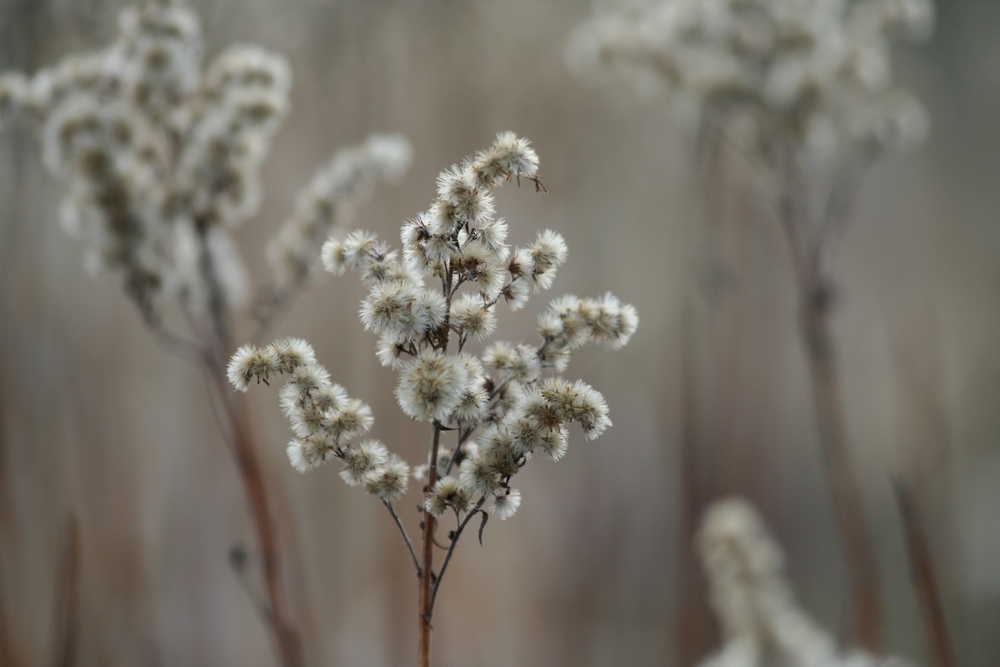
[229,132,638,666]
[569,0,936,660]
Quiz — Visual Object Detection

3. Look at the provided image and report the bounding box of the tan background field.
[1,1,997,665]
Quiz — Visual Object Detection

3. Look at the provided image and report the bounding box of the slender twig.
[195,232,304,667]
[49,516,81,667]
[777,157,884,652]
[229,544,275,629]
[383,501,421,577]
[893,479,956,667]
[428,497,487,614]
[418,424,442,667]
[143,319,204,363]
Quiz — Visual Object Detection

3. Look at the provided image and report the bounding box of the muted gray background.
[0,1,997,665]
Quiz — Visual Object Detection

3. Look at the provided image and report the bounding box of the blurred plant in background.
[697,497,911,667]
[0,0,410,664]
[230,133,638,666]
[569,0,943,663]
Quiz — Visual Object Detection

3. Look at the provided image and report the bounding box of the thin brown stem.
[894,480,956,667]
[778,181,884,652]
[194,226,304,667]
[49,516,81,667]
[384,501,421,577]
[428,497,487,613]
[418,424,442,667]
[209,355,304,667]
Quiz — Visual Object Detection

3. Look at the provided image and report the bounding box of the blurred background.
[0,0,997,665]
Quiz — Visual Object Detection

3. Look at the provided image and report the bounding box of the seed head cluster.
[227,338,408,499]
[568,0,934,163]
[232,133,638,525]
[0,0,409,322]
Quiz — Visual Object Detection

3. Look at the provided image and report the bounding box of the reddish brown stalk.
[49,516,81,667]
[208,362,304,667]
[894,480,956,667]
[195,224,304,667]
[418,425,442,667]
[778,190,884,651]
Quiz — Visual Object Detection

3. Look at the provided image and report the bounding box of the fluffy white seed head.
[450,293,497,340]
[541,378,611,440]
[425,476,472,516]
[529,229,568,290]
[483,342,541,384]
[470,132,540,189]
[458,456,503,498]
[364,453,410,501]
[286,433,336,473]
[327,398,374,441]
[361,281,446,344]
[267,337,316,373]
[340,440,390,486]
[227,343,278,390]
[490,488,522,520]
[395,350,470,422]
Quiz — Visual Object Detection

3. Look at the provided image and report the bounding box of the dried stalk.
[195,231,305,667]
[418,424,441,667]
[49,516,81,667]
[894,480,956,667]
[777,179,884,652]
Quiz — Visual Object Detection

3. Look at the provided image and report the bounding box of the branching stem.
[777,166,883,652]
[428,497,487,614]
[384,500,421,577]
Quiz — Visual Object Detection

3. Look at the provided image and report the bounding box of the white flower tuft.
[364,454,410,501]
[490,488,522,520]
[395,350,470,423]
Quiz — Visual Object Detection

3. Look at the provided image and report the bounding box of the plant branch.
[777,166,884,652]
[428,497,487,614]
[418,423,443,667]
[383,500,421,577]
[894,479,956,667]
[196,229,305,667]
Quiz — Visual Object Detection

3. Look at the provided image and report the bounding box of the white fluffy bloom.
[286,433,337,473]
[361,280,446,344]
[395,350,470,422]
[425,476,472,516]
[482,342,541,384]
[227,343,278,390]
[458,456,503,498]
[529,229,568,290]
[498,278,531,311]
[470,131,540,189]
[490,488,522,520]
[340,440,390,486]
[450,293,497,340]
[267,337,316,373]
[364,454,410,501]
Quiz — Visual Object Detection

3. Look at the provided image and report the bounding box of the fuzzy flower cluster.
[267,133,413,291]
[0,0,408,319]
[568,0,934,162]
[227,338,409,499]
[697,498,912,667]
[235,133,638,521]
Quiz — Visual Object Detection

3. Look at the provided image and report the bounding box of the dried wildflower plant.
[0,1,412,665]
[229,132,638,666]
[569,0,936,651]
[697,498,913,667]
[567,0,933,166]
